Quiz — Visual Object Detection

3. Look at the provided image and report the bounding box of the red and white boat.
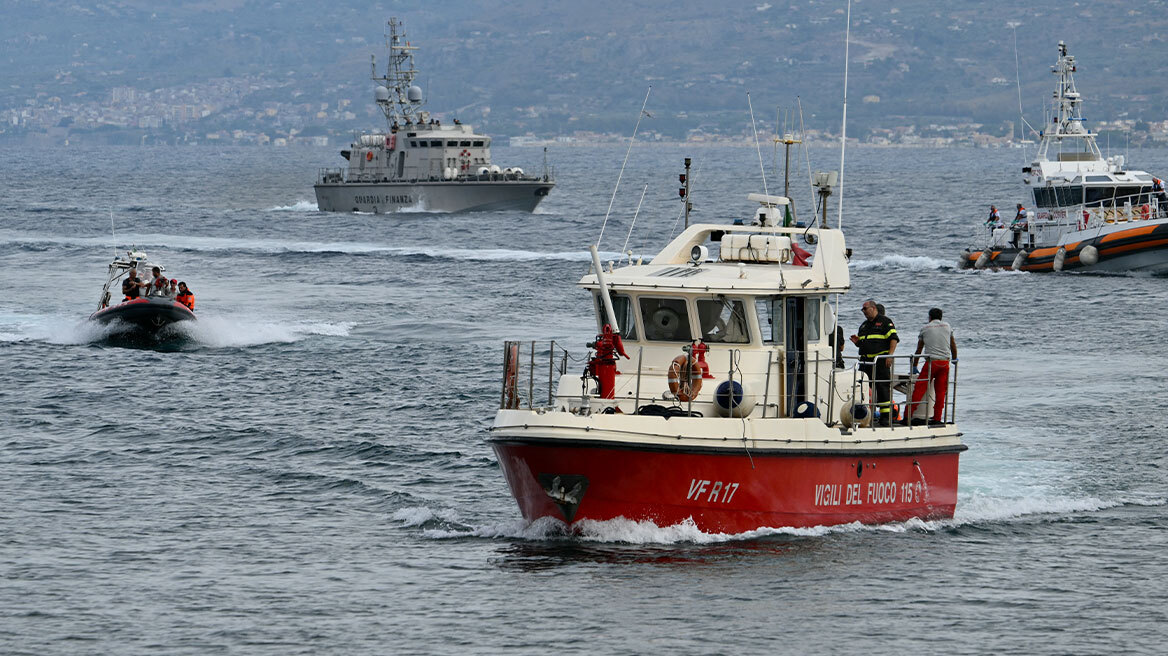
[490,191,966,533]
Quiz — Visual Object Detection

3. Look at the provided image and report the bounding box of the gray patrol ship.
[314,18,555,214]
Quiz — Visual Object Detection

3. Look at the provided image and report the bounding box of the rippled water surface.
[2,143,1166,654]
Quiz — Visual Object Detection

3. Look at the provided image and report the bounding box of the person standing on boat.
[851,300,899,426]
[1154,178,1168,216]
[907,308,957,426]
[1011,204,1028,248]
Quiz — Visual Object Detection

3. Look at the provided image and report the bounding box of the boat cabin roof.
[580,199,850,297]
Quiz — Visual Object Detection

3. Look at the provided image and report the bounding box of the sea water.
[1,143,1166,654]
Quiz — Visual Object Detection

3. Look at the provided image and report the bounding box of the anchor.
[537,473,589,522]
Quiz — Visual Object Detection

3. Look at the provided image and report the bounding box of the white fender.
[1010,250,1028,271]
[1079,244,1099,266]
[1053,247,1067,272]
[974,250,990,269]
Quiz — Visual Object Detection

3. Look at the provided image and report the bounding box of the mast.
[371,17,423,127]
[1036,41,1101,163]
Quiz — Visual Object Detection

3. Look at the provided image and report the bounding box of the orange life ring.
[1140,204,1151,220]
[668,354,703,402]
[366,151,373,161]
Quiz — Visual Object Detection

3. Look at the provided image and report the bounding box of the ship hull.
[90,297,196,332]
[314,179,554,213]
[490,438,963,533]
[959,221,1168,273]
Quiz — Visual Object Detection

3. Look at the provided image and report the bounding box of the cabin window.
[430,140,442,147]
[1086,175,1112,182]
[473,141,484,147]
[805,297,821,341]
[594,293,638,340]
[447,140,458,147]
[639,297,691,341]
[410,141,419,148]
[696,298,750,343]
[754,298,775,343]
[460,141,471,147]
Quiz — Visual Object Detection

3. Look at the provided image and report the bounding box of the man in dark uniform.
[850,299,899,426]
[121,268,146,301]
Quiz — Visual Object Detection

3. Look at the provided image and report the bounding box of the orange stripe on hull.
[1100,237,1168,257]
[1100,225,1158,243]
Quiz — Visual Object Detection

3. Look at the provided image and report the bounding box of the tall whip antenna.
[1011,23,1036,146]
[596,86,652,249]
[620,184,649,265]
[747,92,770,198]
[837,0,852,230]
[109,208,118,257]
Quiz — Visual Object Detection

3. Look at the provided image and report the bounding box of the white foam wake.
[0,311,354,348]
[414,492,1164,545]
[850,254,952,272]
[0,230,622,262]
[173,316,355,347]
[265,200,319,212]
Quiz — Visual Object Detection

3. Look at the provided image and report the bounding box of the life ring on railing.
[366,151,374,161]
[667,354,703,402]
[1140,204,1151,220]
[503,342,520,409]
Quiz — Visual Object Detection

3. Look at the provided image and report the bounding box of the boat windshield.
[639,297,692,342]
[696,298,750,343]
[603,293,637,340]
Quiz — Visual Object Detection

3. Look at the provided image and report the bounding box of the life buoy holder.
[1139,203,1151,220]
[668,354,703,402]
[366,151,374,162]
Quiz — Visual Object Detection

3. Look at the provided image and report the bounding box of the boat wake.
[850,254,953,272]
[405,492,1165,545]
[264,200,319,212]
[0,312,354,349]
[0,231,622,263]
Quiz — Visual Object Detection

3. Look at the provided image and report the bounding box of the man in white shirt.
[907,308,958,426]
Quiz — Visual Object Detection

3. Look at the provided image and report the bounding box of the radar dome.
[407,85,423,103]
[374,86,390,103]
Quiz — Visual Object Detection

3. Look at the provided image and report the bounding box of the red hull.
[491,440,962,533]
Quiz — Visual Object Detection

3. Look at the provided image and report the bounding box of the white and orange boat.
[489,191,966,533]
[961,41,1168,273]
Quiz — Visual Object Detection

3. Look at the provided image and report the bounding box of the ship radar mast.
[371,17,424,126]
[1036,40,1102,162]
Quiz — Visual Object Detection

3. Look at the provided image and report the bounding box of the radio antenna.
[747,92,770,199]
[620,183,649,265]
[109,208,118,257]
[837,0,852,230]
[596,86,652,249]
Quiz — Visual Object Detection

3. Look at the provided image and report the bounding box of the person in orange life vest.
[1154,178,1168,216]
[122,268,147,301]
[1010,203,1028,248]
[986,205,1002,231]
[175,282,195,311]
[907,308,958,426]
[145,266,168,296]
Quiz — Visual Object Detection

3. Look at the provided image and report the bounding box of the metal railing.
[498,341,961,427]
[839,353,959,428]
[318,167,555,185]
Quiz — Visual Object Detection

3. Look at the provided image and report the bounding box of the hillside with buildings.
[3,0,1168,146]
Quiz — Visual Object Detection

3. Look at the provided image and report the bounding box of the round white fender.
[1053,247,1067,272]
[974,250,990,269]
[1010,250,1028,271]
[1079,244,1099,266]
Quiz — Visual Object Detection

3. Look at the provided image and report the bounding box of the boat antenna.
[669,161,702,241]
[837,0,852,230]
[797,97,816,224]
[747,92,770,199]
[596,86,652,249]
[109,208,118,257]
[1011,23,1037,146]
[620,183,649,265]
